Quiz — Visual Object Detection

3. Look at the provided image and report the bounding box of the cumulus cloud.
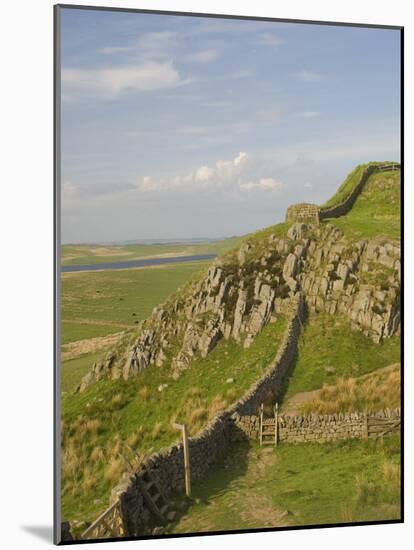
[136,151,249,192]
[294,70,321,82]
[62,61,185,100]
[133,152,283,196]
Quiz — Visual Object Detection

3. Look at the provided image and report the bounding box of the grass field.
[61,261,210,345]
[169,435,400,533]
[283,311,400,401]
[326,170,400,240]
[61,315,287,524]
[61,352,103,394]
[61,237,241,266]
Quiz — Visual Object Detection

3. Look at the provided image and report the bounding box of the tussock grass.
[285,311,400,399]
[301,365,400,414]
[137,385,150,401]
[104,458,123,484]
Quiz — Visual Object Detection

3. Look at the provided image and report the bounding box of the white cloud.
[258,33,285,46]
[240,178,283,192]
[304,181,313,189]
[294,70,321,82]
[134,152,283,197]
[62,61,184,100]
[195,165,215,182]
[185,49,219,63]
[100,31,178,59]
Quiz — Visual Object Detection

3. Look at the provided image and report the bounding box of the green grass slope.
[324,169,400,240]
[169,436,400,533]
[284,312,400,400]
[61,316,287,524]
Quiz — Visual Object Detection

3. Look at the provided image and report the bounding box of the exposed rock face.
[78,218,400,391]
[297,224,400,342]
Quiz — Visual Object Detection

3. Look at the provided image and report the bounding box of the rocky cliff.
[78,166,401,392]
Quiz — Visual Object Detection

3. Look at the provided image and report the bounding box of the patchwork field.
[61,262,211,339]
[61,237,241,266]
[61,262,211,393]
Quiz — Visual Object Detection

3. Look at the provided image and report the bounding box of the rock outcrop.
[77,168,401,391]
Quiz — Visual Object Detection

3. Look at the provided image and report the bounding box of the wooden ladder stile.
[259,403,278,447]
[139,464,171,523]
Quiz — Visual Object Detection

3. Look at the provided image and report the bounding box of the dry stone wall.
[319,165,377,220]
[109,293,305,536]
[285,164,400,225]
[231,409,401,443]
[286,203,321,224]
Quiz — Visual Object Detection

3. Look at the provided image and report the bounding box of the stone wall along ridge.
[232,408,401,443]
[320,162,400,220]
[285,163,400,225]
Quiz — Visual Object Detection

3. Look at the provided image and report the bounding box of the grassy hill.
[61,316,287,524]
[60,162,401,532]
[326,169,400,239]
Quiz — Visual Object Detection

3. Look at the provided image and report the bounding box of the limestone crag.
[78,238,293,390]
[78,219,400,391]
[295,223,400,342]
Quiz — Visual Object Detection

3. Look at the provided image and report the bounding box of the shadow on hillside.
[167,438,251,532]
[275,302,309,409]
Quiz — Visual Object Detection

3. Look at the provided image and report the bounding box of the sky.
[60,8,401,244]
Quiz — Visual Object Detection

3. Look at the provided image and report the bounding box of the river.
[61,253,217,273]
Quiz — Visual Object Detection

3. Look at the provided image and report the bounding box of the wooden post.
[274,402,279,447]
[259,403,264,447]
[173,423,191,498]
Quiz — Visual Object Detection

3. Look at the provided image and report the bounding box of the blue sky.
[60,8,401,243]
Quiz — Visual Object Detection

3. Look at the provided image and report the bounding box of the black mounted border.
[53,3,404,545]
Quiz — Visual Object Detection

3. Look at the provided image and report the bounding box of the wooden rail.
[377,163,400,172]
[80,499,124,540]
